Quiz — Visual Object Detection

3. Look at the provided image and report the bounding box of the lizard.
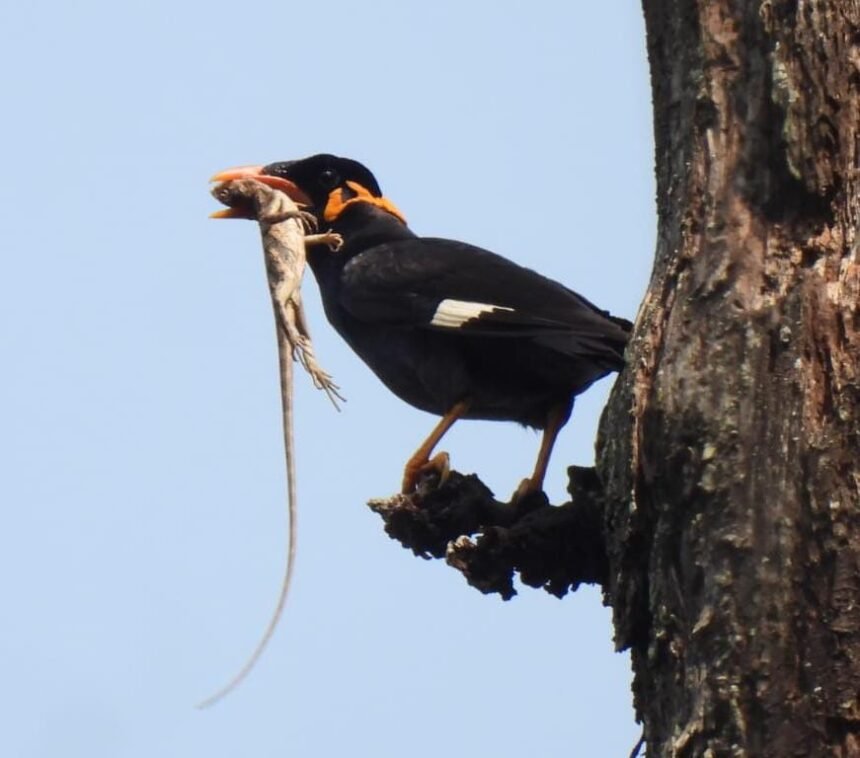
[199,177,342,708]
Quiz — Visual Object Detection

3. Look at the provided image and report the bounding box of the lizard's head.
[210,177,280,220]
[210,154,405,225]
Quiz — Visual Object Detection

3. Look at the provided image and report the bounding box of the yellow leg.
[402,400,471,493]
[515,399,573,499]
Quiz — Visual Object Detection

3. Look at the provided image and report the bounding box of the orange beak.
[209,165,313,218]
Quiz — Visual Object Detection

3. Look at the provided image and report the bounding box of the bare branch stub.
[368,466,608,600]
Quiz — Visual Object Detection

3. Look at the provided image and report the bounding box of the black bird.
[212,155,631,497]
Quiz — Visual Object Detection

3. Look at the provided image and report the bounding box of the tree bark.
[600,2,860,755]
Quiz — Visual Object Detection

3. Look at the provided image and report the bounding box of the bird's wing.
[339,238,631,363]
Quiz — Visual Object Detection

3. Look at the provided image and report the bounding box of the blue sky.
[1,2,654,756]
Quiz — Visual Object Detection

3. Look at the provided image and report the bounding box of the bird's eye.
[318,169,340,189]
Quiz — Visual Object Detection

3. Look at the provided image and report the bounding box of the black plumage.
[216,154,631,496]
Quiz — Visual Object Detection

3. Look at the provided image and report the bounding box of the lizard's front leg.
[305,232,343,251]
[259,205,318,232]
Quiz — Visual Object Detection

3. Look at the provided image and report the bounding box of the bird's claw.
[511,477,543,503]
[402,451,451,493]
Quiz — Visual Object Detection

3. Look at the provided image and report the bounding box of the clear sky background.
[1,2,654,756]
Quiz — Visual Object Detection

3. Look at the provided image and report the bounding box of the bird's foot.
[305,231,343,251]
[401,451,451,493]
[511,477,542,503]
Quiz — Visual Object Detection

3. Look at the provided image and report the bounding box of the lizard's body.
[201,179,341,707]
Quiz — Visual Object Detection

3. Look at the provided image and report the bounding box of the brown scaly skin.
[199,177,341,708]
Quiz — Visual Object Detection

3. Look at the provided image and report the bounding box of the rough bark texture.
[370,467,607,599]
[599,1,860,755]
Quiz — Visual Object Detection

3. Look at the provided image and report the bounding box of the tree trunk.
[600,1,860,755]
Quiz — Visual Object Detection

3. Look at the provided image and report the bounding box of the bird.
[211,155,632,498]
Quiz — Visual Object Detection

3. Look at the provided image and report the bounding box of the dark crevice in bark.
[750,44,837,225]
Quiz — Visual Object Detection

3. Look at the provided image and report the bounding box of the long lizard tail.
[197,327,297,708]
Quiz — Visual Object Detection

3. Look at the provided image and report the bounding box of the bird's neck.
[312,201,416,262]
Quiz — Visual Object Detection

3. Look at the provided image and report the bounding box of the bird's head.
[210,154,406,225]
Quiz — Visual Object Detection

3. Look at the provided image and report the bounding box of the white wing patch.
[430,299,515,328]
